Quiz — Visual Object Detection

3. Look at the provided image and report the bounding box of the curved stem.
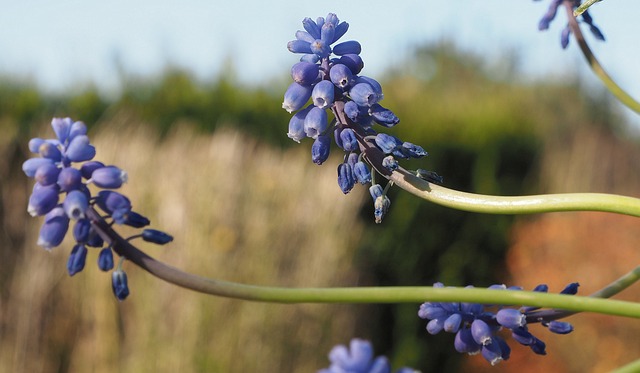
[564,2,640,114]
[389,167,640,217]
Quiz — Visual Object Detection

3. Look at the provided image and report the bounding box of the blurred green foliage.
[0,42,628,372]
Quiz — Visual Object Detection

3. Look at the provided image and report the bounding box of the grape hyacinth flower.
[418,282,578,365]
[23,117,173,300]
[283,13,439,223]
[535,0,605,49]
[318,338,417,373]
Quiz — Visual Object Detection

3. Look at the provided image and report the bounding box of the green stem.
[389,168,640,217]
[564,3,640,115]
[612,357,640,373]
[573,0,602,17]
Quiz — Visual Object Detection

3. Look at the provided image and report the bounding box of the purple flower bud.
[86,231,104,248]
[39,142,63,162]
[67,244,88,276]
[312,80,335,109]
[496,308,526,329]
[511,327,535,346]
[339,128,358,152]
[52,117,73,144]
[63,190,89,220]
[98,248,114,271]
[69,121,87,141]
[402,142,428,158]
[343,101,362,122]
[124,211,151,228]
[332,21,349,43]
[328,339,374,372]
[529,337,547,355]
[471,319,492,346]
[310,39,331,58]
[282,82,312,113]
[369,184,383,200]
[96,190,131,218]
[560,282,579,295]
[329,63,354,89]
[28,138,46,153]
[353,161,371,184]
[356,76,383,96]
[34,163,60,186]
[560,25,571,49]
[300,54,319,64]
[349,83,380,107]
[589,25,605,41]
[337,162,355,194]
[287,39,312,54]
[112,269,130,301]
[455,328,481,354]
[287,105,312,143]
[369,104,399,127]
[547,321,573,334]
[142,229,173,245]
[338,54,363,74]
[374,133,400,154]
[333,40,361,55]
[23,157,54,178]
[57,167,83,192]
[311,134,331,165]
[533,284,549,292]
[444,313,462,333]
[291,61,319,86]
[302,17,321,39]
[65,135,96,162]
[91,166,128,189]
[382,156,398,171]
[426,318,445,335]
[80,161,105,179]
[37,207,70,250]
[28,184,59,216]
[320,22,335,45]
[481,340,504,366]
[295,30,315,43]
[303,107,328,139]
[73,218,91,243]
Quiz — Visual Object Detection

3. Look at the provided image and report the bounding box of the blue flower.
[24,117,172,300]
[318,339,417,373]
[536,0,605,49]
[418,282,577,365]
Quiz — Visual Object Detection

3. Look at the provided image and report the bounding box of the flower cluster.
[283,13,438,223]
[418,282,577,365]
[23,117,173,300]
[536,0,605,48]
[318,339,417,373]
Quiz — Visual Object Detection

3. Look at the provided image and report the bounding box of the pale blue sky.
[2,1,639,125]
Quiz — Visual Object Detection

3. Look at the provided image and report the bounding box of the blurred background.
[2,1,640,372]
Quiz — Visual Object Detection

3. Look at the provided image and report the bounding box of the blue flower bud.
[337,162,355,194]
[454,328,481,354]
[312,80,335,109]
[112,269,130,301]
[86,231,104,248]
[67,244,88,276]
[373,194,391,224]
[91,166,128,189]
[339,128,358,152]
[73,218,91,243]
[39,142,63,162]
[51,117,73,144]
[353,162,371,184]
[142,229,174,245]
[374,133,400,154]
[37,207,70,250]
[471,319,492,346]
[287,39,312,54]
[28,138,46,153]
[63,190,89,220]
[311,134,331,165]
[349,82,380,107]
[304,107,328,139]
[481,340,504,365]
[547,321,573,334]
[310,39,331,58]
[329,63,354,89]
[369,104,399,127]
[356,76,383,96]
[560,282,579,295]
[302,17,321,39]
[338,54,363,75]
[343,101,362,122]
[369,184,383,200]
[69,120,87,141]
[382,156,398,171]
[402,142,428,158]
[426,318,445,335]
[80,161,105,179]
[333,40,361,55]
[291,61,319,86]
[529,337,547,355]
[300,54,319,64]
[332,21,349,44]
[511,327,535,346]
[496,308,526,329]
[124,211,151,228]
[418,303,446,320]
[34,163,60,186]
[65,135,96,162]
[96,190,131,218]
[57,167,83,192]
[287,105,312,143]
[444,313,462,333]
[282,82,312,113]
[320,22,335,46]
[98,248,114,271]
[23,157,54,178]
[295,30,315,43]
[28,184,59,216]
